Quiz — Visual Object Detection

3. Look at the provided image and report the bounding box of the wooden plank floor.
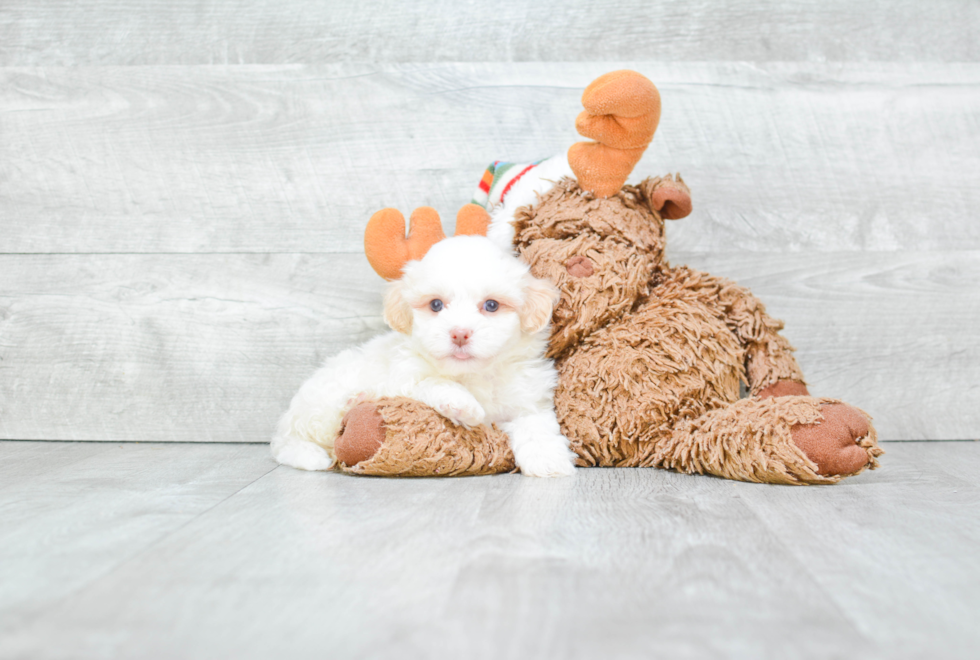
[1,440,977,659]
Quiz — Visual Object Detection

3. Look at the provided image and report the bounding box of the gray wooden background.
[1,1,978,443]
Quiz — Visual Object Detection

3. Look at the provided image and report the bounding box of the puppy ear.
[383,280,413,334]
[519,275,560,334]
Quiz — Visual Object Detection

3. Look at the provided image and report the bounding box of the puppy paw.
[515,442,576,478]
[427,387,485,427]
[433,393,486,428]
[271,438,335,471]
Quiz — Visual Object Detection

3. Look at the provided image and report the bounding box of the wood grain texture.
[2,63,979,254]
[681,250,980,441]
[738,442,980,657]
[0,251,976,442]
[0,253,386,442]
[0,442,277,637]
[0,440,114,489]
[0,441,977,659]
[1,1,978,66]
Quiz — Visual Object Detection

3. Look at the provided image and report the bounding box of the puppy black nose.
[450,328,472,347]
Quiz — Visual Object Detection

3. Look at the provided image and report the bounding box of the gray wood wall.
[1,2,978,442]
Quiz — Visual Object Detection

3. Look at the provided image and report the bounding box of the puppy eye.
[429,299,444,312]
[483,300,499,313]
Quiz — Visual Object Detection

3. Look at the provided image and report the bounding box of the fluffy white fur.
[271,235,577,478]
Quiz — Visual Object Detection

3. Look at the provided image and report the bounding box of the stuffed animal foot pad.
[657,396,882,485]
[759,380,883,477]
[334,401,386,467]
[334,397,515,477]
[790,402,884,477]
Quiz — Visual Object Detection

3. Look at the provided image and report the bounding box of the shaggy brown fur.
[657,397,880,484]
[512,175,881,483]
[335,397,515,477]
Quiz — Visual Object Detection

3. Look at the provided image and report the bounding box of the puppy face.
[384,236,558,372]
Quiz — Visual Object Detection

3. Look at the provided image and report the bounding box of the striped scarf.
[471,160,543,209]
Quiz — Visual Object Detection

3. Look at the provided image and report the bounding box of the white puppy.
[271,235,577,478]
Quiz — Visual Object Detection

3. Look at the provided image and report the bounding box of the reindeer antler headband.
[363,204,491,281]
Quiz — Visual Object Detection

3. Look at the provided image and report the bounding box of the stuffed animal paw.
[334,398,514,477]
[791,402,883,476]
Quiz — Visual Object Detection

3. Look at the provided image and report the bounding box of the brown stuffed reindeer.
[336,70,882,484]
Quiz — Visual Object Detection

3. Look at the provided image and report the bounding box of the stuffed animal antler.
[364,203,491,280]
[567,70,662,198]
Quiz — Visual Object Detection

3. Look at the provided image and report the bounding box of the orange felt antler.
[364,203,491,280]
[454,203,491,237]
[567,70,661,198]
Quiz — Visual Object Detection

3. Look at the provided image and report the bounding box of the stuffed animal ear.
[641,174,692,220]
[519,275,561,334]
[382,280,413,334]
